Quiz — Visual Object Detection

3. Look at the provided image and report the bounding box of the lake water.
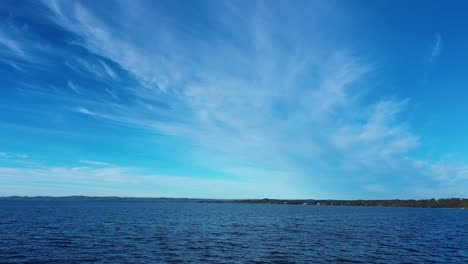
[0,201,467,263]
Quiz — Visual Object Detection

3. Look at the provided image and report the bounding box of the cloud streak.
[36,1,468,197]
[0,163,302,198]
[0,1,466,198]
[429,34,442,63]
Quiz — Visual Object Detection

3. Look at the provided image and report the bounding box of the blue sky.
[1,0,467,199]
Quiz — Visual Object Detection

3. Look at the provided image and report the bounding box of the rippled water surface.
[1,201,467,263]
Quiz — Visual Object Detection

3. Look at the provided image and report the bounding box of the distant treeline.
[232,198,468,208]
[0,196,216,203]
[1,196,467,208]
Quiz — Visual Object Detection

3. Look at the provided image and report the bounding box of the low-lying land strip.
[1,196,467,208]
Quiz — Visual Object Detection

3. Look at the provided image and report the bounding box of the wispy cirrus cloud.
[0,162,301,198]
[75,107,96,116]
[79,160,112,166]
[0,24,31,70]
[0,18,58,67]
[0,1,466,198]
[0,27,29,60]
[35,1,467,197]
[0,151,29,159]
[428,34,442,63]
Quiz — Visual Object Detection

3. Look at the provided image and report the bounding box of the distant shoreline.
[0,196,467,209]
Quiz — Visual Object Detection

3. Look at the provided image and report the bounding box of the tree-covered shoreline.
[231,198,468,209]
[1,196,466,209]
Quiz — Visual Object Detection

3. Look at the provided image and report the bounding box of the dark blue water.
[0,202,467,263]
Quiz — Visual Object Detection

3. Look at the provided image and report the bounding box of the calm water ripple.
[0,202,467,263]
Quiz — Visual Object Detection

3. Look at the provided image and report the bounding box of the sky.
[1,0,468,199]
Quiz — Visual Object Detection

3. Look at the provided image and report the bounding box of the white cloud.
[429,34,442,63]
[8,1,464,198]
[79,160,112,166]
[0,21,50,65]
[99,60,118,80]
[43,0,181,93]
[75,107,95,116]
[362,184,388,193]
[332,99,420,171]
[0,29,28,59]
[0,164,305,198]
[0,152,29,159]
[67,81,82,94]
